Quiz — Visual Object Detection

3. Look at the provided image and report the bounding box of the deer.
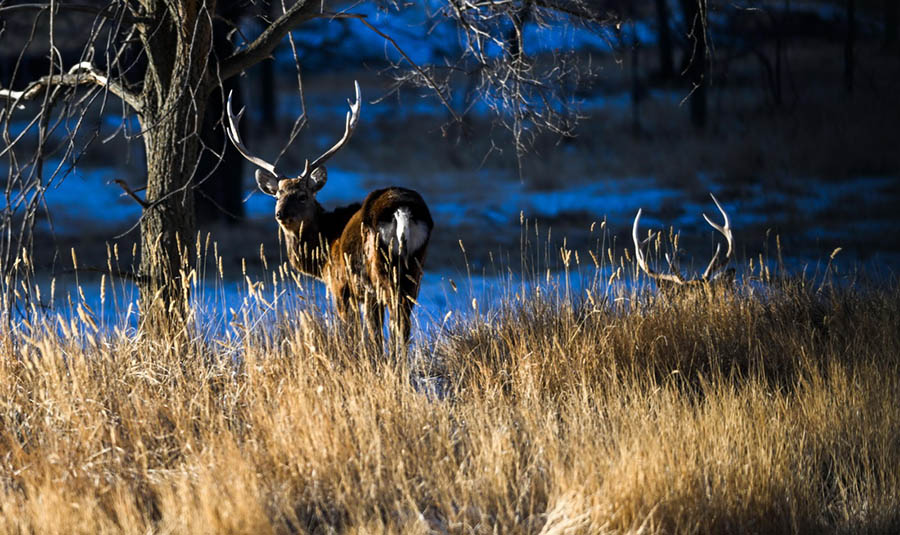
[225,81,433,354]
[632,193,735,292]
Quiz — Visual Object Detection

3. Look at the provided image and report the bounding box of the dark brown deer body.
[226,82,432,351]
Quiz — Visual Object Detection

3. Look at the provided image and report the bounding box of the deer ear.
[309,167,327,192]
[255,169,280,196]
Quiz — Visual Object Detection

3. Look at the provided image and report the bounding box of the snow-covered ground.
[15,153,898,338]
[31,160,897,263]
[33,253,623,349]
[3,0,897,331]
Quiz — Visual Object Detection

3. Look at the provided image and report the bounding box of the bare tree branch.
[453,0,616,22]
[218,0,329,82]
[114,179,150,209]
[529,0,614,24]
[0,2,152,24]
[344,13,462,123]
[428,0,604,155]
[0,61,143,112]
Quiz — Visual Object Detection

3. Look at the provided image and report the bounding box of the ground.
[2,10,900,533]
[9,40,898,325]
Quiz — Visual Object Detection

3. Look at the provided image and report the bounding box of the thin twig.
[113,179,149,209]
[0,2,152,24]
[340,13,462,123]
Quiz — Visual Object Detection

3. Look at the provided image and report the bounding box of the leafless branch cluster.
[0,0,142,309]
[0,0,329,314]
[383,0,617,157]
[0,0,622,316]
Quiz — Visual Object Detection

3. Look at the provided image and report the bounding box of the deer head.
[225,81,361,237]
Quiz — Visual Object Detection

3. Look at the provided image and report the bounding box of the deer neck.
[284,202,360,280]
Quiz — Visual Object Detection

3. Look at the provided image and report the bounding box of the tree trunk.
[196,79,244,225]
[771,1,787,108]
[844,0,855,93]
[259,0,277,124]
[884,0,897,52]
[654,0,674,80]
[139,114,201,319]
[631,19,642,136]
[136,1,214,320]
[196,2,245,225]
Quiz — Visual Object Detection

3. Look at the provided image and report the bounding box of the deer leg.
[390,257,426,358]
[332,282,352,323]
[332,282,366,349]
[362,293,384,356]
[398,297,414,345]
[386,293,415,362]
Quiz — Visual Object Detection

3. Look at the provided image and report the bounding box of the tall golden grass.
[1,247,898,534]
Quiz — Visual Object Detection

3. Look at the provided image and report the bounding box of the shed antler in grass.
[633,193,734,288]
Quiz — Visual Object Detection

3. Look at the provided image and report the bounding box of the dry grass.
[1,250,899,534]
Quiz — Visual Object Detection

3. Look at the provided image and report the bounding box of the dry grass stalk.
[0,261,898,534]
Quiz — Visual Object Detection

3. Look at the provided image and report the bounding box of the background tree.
[0,1,335,316]
[886,0,899,51]
[0,0,628,317]
[845,0,856,92]
[654,0,675,80]
[194,2,246,226]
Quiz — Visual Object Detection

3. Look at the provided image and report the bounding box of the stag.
[632,193,734,290]
[226,82,433,353]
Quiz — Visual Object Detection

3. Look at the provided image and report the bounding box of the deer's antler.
[700,193,733,281]
[300,80,361,178]
[633,193,734,286]
[632,208,687,286]
[226,91,285,179]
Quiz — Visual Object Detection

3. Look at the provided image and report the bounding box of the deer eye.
[283,191,307,204]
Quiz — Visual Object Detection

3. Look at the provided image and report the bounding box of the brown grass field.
[1,242,898,534]
[2,24,899,535]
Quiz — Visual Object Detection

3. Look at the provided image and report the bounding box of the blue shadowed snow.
[4,119,38,139]
[522,19,655,56]
[263,1,654,73]
[101,114,141,136]
[5,160,142,235]
[4,110,139,144]
[429,174,680,227]
[41,167,141,232]
[13,164,900,351]
[33,257,626,347]
[271,94,449,126]
[263,77,660,129]
[10,156,897,269]
[263,2,460,71]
